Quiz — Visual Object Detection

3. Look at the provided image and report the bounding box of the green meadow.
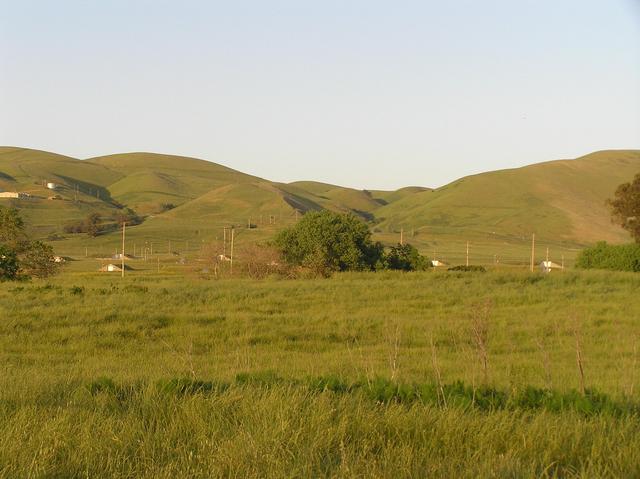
[2,269,640,477]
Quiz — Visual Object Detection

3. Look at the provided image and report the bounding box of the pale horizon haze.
[1,0,639,189]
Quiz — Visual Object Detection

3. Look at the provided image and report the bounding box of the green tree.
[0,244,19,280]
[0,206,27,249]
[274,211,383,275]
[85,213,101,237]
[385,243,430,271]
[21,241,60,278]
[608,173,640,243]
[0,206,61,279]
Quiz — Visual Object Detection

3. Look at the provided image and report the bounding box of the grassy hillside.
[376,150,640,244]
[0,147,121,237]
[1,146,638,269]
[87,152,262,213]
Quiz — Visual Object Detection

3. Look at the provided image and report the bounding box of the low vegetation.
[576,241,640,272]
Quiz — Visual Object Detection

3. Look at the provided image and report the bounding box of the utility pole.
[562,254,565,271]
[466,241,469,267]
[546,247,549,263]
[157,256,160,274]
[530,234,536,272]
[400,228,404,245]
[121,222,126,279]
[223,227,227,257]
[230,228,235,274]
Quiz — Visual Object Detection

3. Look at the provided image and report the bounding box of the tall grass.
[1,269,640,476]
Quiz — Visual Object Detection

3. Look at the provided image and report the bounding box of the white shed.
[99,263,130,272]
[539,260,563,274]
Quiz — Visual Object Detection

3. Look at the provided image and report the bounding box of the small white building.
[0,192,29,199]
[46,182,58,190]
[431,259,447,267]
[539,260,563,274]
[217,254,231,262]
[53,256,66,264]
[99,263,128,272]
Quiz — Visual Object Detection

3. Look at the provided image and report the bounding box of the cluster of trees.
[0,207,60,280]
[274,211,430,276]
[63,213,102,236]
[64,209,141,237]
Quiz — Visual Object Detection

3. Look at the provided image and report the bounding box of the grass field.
[2,269,640,477]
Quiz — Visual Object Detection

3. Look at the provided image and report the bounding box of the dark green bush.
[576,242,640,272]
[448,265,487,272]
[385,243,431,271]
[274,211,384,275]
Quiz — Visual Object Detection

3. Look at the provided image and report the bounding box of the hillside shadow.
[55,175,119,207]
[0,171,16,182]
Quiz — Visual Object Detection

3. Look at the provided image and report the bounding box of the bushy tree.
[0,207,27,249]
[274,211,384,275]
[21,240,60,278]
[0,206,61,279]
[0,244,19,280]
[385,243,430,271]
[608,173,640,243]
[85,213,101,237]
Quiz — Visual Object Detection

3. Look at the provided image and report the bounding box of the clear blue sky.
[1,0,638,189]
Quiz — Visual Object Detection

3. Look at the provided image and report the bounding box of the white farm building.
[0,192,30,199]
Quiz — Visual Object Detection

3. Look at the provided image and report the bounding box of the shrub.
[448,265,487,272]
[575,241,640,272]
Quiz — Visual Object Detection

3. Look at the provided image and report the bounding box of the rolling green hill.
[1,146,638,267]
[374,150,640,245]
[87,152,263,214]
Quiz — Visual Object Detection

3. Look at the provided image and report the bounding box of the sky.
[0,0,639,190]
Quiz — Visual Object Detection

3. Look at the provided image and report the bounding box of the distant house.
[539,260,563,274]
[99,263,132,272]
[53,256,66,264]
[431,259,447,267]
[217,254,231,262]
[0,192,29,199]
[46,182,58,190]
